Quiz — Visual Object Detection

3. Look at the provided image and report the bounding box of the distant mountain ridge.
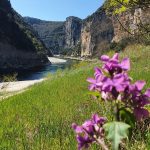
[0,0,52,71]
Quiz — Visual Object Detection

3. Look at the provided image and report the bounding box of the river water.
[16,59,77,81]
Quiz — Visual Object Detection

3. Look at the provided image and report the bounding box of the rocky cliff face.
[112,8,150,42]
[80,21,93,56]
[81,8,114,57]
[24,8,114,57]
[81,6,150,57]
[65,16,82,48]
[0,0,50,71]
[24,16,82,55]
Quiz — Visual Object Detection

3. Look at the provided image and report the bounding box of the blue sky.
[10,0,104,21]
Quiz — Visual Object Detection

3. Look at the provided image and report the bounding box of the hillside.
[0,44,150,149]
[0,0,52,71]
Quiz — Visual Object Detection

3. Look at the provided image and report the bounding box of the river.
[16,59,77,81]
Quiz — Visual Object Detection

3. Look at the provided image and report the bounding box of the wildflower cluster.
[72,53,150,150]
[87,53,150,121]
[72,114,107,150]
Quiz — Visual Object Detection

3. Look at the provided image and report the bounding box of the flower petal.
[112,53,119,60]
[134,107,149,121]
[87,78,96,84]
[88,84,95,91]
[121,58,130,71]
[100,55,109,62]
[72,123,83,133]
[135,81,146,91]
[145,89,150,97]
[92,114,107,124]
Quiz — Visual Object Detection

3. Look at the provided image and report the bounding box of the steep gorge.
[24,16,82,55]
[24,3,150,57]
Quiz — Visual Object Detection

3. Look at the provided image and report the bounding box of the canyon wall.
[24,4,150,57]
[65,16,82,49]
[81,7,150,57]
[81,8,114,57]
[0,0,50,71]
[112,7,150,42]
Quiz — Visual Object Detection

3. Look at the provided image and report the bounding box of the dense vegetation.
[0,45,149,149]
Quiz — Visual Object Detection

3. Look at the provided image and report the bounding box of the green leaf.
[104,122,130,150]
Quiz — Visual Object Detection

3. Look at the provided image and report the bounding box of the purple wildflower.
[87,53,150,121]
[72,114,107,150]
[100,53,130,75]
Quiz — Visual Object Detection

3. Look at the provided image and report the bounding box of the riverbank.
[0,79,44,93]
[0,56,92,95]
[0,57,68,93]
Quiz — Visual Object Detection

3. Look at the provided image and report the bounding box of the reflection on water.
[17,59,77,81]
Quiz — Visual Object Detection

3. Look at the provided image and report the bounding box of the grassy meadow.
[0,44,150,150]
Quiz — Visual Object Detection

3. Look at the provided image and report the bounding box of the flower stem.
[114,102,120,121]
[96,138,108,150]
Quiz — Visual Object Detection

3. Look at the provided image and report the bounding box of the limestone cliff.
[81,6,150,57]
[81,21,93,56]
[65,16,82,48]
[81,7,114,57]
[112,8,150,42]
[0,0,50,71]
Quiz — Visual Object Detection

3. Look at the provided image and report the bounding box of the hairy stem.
[114,102,120,121]
[96,138,109,150]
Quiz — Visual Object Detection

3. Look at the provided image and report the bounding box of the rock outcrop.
[0,0,50,71]
[81,6,150,57]
[65,16,82,48]
[24,7,114,57]
[80,21,93,57]
[112,8,150,42]
[81,8,114,57]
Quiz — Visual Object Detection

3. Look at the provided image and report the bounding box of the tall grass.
[0,44,150,149]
